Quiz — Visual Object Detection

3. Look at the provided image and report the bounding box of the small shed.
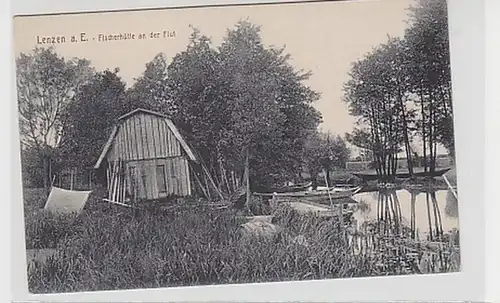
[94,108,219,205]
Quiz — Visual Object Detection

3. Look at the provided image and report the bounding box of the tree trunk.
[420,92,428,173]
[398,94,414,176]
[392,151,398,177]
[429,92,435,175]
[245,147,251,212]
[40,154,50,208]
[43,156,49,192]
[426,192,433,241]
[369,106,383,179]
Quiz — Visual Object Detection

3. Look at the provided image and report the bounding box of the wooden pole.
[113,161,119,202]
[203,174,212,200]
[192,165,209,199]
[103,198,139,209]
[245,148,252,214]
[107,162,112,200]
[117,161,122,203]
[48,158,52,189]
[70,169,74,191]
[323,170,343,229]
[131,167,138,204]
[122,161,126,204]
[111,162,116,202]
[201,162,224,201]
[120,161,124,203]
[89,169,92,189]
[110,163,114,201]
[443,174,458,200]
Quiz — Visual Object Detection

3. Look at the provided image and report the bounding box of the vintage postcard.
[13,0,460,295]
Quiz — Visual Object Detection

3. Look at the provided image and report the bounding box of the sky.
[13,0,415,138]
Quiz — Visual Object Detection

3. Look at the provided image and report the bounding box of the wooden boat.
[285,201,355,219]
[352,167,452,182]
[377,183,400,189]
[316,184,359,192]
[267,181,313,193]
[254,186,362,200]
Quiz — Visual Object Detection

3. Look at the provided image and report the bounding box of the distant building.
[346,154,452,171]
[397,158,408,169]
[436,154,453,167]
[346,161,371,171]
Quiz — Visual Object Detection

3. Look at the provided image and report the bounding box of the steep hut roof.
[94,108,198,169]
[117,108,168,121]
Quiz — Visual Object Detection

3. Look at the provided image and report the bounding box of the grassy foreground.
[23,187,456,294]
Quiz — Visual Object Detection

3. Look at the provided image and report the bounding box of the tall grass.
[23,187,107,249]
[26,199,377,293]
[23,189,459,294]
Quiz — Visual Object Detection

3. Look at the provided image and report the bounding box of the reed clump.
[25,197,374,293]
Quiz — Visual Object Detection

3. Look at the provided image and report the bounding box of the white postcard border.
[6,0,487,302]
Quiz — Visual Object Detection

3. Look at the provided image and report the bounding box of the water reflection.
[352,188,459,242]
[348,188,460,275]
[375,189,404,237]
[445,190,459,218]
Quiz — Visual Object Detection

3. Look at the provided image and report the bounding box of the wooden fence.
[52,168,96,191]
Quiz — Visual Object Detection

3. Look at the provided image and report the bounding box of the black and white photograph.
[13,0,461,294]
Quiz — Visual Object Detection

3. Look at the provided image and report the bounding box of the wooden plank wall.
[106,112,194,200]
[108,113,182,162]
[126,157,191,199]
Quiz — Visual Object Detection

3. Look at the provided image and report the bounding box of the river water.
[351,189,459,241]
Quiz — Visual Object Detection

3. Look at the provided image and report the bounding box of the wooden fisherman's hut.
[94,108,221,205]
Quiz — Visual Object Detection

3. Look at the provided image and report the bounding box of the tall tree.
[303,131,326,187]
[303,131,350,186]
[328,134,351,170]
[218,21,286,200]
[167,27,237,195]
[344,44,407,181]
[167,22,321,203]
[16,47,94,189]
[218,21,321,199]
[343,0,454,181]
[379,37,417,176]
[59,69,129,171]
[346,127,371,156]
[126,53,172,113]
[404,0,453,171]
